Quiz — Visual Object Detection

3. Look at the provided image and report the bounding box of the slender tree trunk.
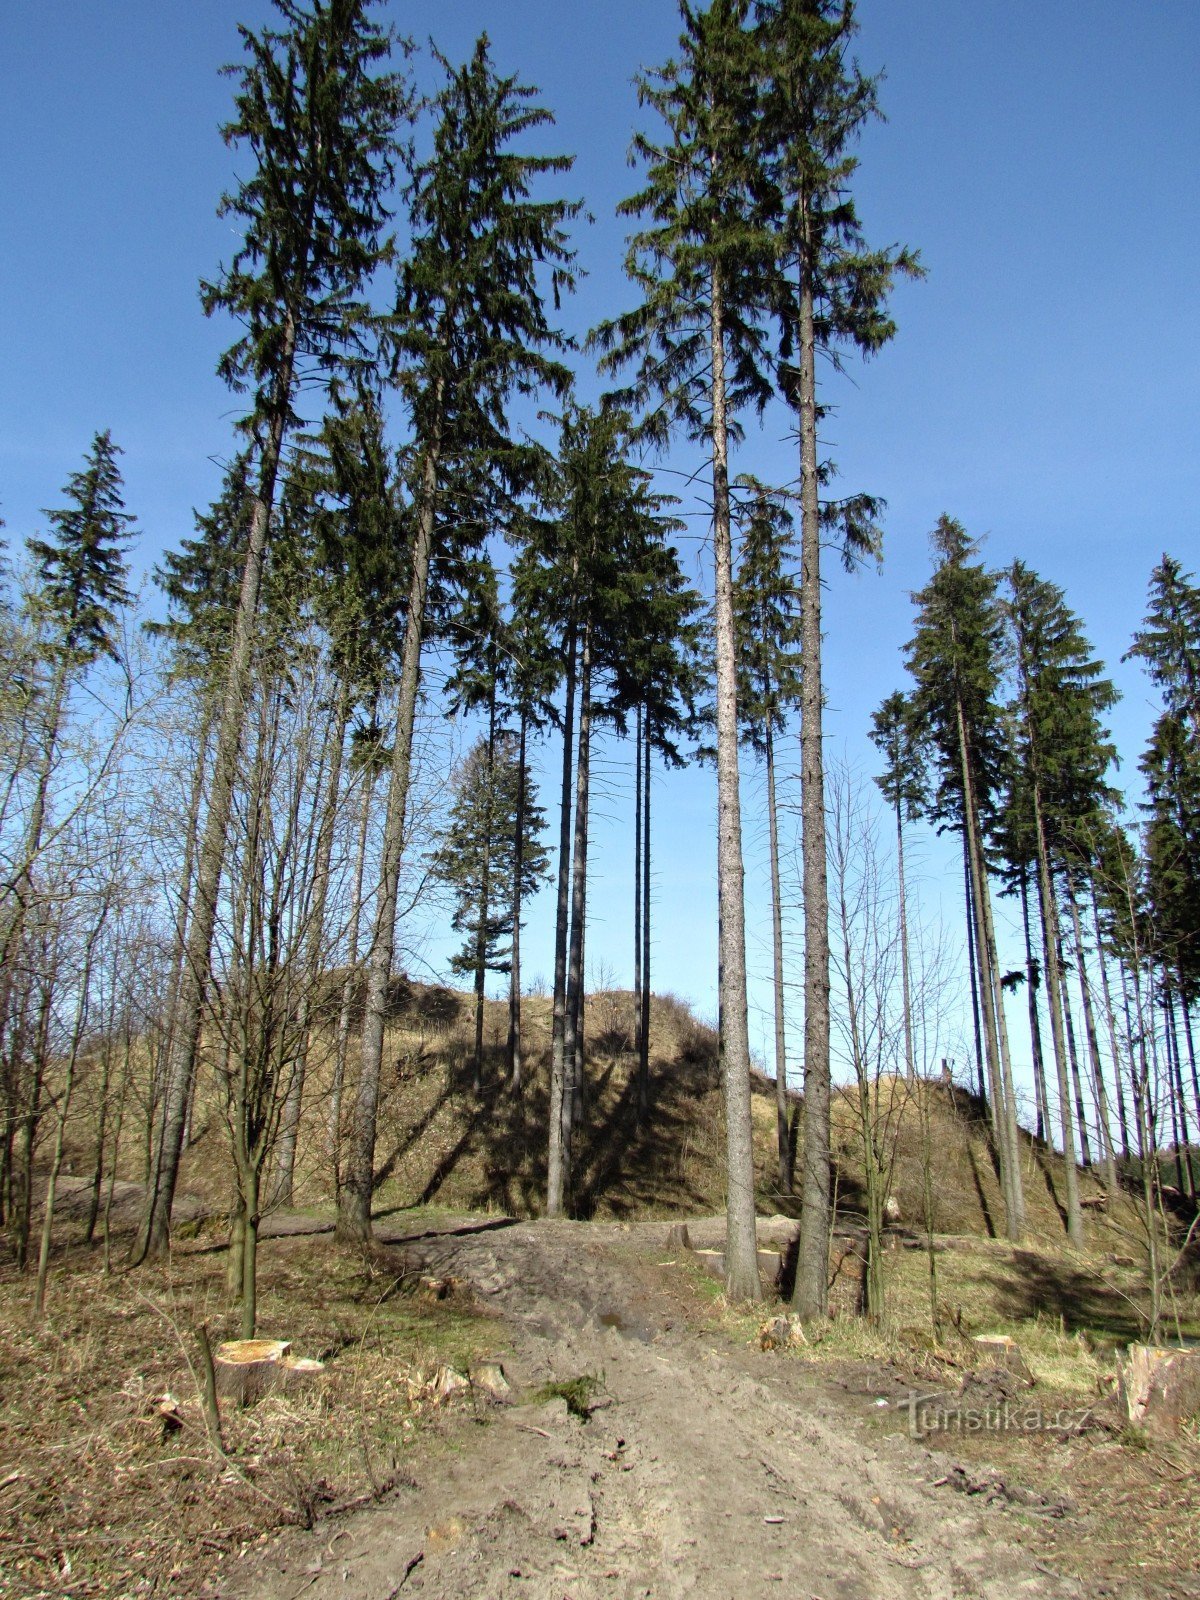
[137,323,297,1262]
[894,794,916,1084]
[710,265,761,1305]
[1032,798,1082,1246]
[35,913,104,1315]
[956,700,1021,1238]
[1067,881,1117,1199]
[790,246,834,1316]
[1019,867,1050,1144]
[471,684,498,1095]
[1092,886,1132,1160]
[962,846,986,1101]
[561,623,594,1208]
[634,705,644,1114]
[1057,923,1093,1167]
[339,414,443,1243]
[1165,986,1195,1201]
[765,723,790,1193]
[330,742,377,1192]
[546,593,579,1219]
[507,712,528,1093]
[639,716,652,1113]
[273,676,350,1205]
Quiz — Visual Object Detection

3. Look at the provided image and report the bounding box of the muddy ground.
[209,1215,1182,1600]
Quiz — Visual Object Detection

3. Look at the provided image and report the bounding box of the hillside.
[166,979,1144,1250]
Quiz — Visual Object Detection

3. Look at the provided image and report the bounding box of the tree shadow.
[980,1248,1146,1339]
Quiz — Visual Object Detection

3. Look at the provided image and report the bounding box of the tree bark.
[1056,922,1093,1168]
[273,675,350,1206]
[765,722,791,1193]
[546,586,579,1219]
[137,316,297,1263]
[330,733,378,1192]
[710,265,761,1305]
[1032,796,1083,1246]
[1066,881,1117,1198]
[1092,885,1132,1161]
[894,790,916,1084]
[339,408,443,1244]
[1019,867,1050,1144]
[561,622,594,1208]
[640,714,652,1116]
[956,698,1021,1239]
[471,683,499,1096]
[634,704,644,1114]
[507,712,528,1092]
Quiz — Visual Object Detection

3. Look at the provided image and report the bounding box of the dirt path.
[223,1217,1085,1600]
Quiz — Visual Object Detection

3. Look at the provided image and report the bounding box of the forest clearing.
[2,0,1199,1595]
[2,991,1198,1597]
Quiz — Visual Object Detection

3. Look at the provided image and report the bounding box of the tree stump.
[1118,1345,1200,1440]
[972,1334,1034,1386]
[665,1223,693,1252]
[214,1339,326,1405]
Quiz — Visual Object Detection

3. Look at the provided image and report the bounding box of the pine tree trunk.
[791,248,833,1317]
[1032,796,1083,1246]
[1056,924,1093,1167]
[640,717,652,1113]
[634,705,644,1115]
[546,590,579,1219]
[561,623,594,1208]
[137,318,297,1263]
[962,845,986,1101]
[507,712,528,1093]
[710,264,761,1305]
[468,685,499,1096]
[1019,867,1050,1144]
[1165,987,1195,1201]
[339,410,443,1244]
[1092,886,1132,1160]
[765,722,790,1194]
[1066,881,1117,1199]
[956,699,1020,1238]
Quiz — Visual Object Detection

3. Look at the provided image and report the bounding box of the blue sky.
[2,1,1198,1090]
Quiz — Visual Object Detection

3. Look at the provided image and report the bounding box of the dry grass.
[0,1227,498,1598]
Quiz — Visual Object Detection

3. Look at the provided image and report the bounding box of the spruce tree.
[433,732,548,1063]
[140,0,409,1260]
[340,36,578,1241]
[733,485,801,1187]
[904,517,1025,1240]
[594,0,774,1301]
[2,434,137,1253]
[755,0,921,1318]
[1003,561,1119,1243]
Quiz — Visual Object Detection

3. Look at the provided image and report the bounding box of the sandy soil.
[199,1214,1122,1600]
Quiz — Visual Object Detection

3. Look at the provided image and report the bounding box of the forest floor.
[211,1215,1196,1600]
[2,1205,1199,1598]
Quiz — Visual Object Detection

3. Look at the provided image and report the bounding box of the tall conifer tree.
[756,0,921,1318]
[339,36,578,1240]
[594,0,773,1300]
[140,0,408,1259]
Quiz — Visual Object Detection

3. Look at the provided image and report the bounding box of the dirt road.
[224,1217,1087,1600]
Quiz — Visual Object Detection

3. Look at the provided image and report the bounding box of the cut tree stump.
[972,1335,1034,1386]
[665,1223,692,1252]
[214,1339,325,1406]
[1118,1345,1200,1440]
